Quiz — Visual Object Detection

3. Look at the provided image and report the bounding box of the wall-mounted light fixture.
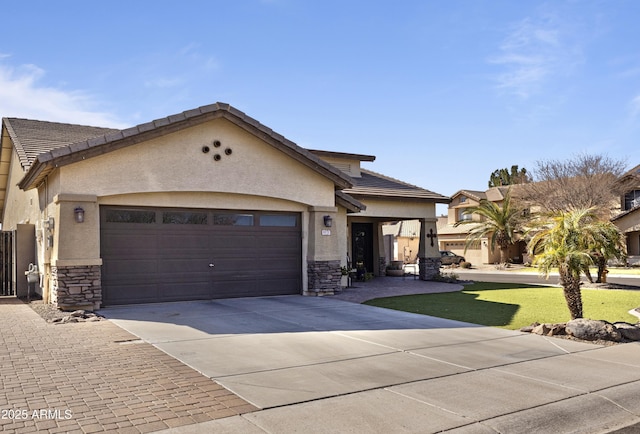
[323,215,333,227]
[74,207,85,223]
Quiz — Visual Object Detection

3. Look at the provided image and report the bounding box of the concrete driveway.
[102,296,640,433]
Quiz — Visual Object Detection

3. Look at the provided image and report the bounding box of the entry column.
[417,218,441,280]
[306,206,341,295]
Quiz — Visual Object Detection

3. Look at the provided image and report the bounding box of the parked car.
[440,250,465,265]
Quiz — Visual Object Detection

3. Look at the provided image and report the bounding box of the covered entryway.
[100,206,301,305]
[351,222,374,274]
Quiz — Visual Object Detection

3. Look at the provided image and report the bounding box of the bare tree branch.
[516,153,632,218]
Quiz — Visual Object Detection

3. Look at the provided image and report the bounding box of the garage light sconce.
[323,215,333,227]
[74,207,85,223]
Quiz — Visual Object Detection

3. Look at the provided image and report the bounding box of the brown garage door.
[100,206,302,305]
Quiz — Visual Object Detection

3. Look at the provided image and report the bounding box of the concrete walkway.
[331,275,464,303]
[100,289,640,434]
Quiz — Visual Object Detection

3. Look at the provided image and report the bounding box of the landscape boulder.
[565,319,622,342]
[613,322,640,341]
[522,319,640,343]
[529,322,566,336]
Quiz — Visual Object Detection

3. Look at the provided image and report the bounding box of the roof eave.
[348,192,451,204]
[18,158,50,190]
[336,191,366,213]
[220,108,353,189]
[308,149,376,162]
[17,103,354,191]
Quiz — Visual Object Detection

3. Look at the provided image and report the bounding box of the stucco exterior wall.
[613,210,640,257]
[24,118,347,302]
[53,194,101,266]
[58,118,336,207]
[614,211,640,235]
[2,150,40,230]
[353,199,435,220]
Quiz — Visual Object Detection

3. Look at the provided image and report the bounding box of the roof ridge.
[360,168,435,192]
[15,102,354,192]
[3,117,114,130]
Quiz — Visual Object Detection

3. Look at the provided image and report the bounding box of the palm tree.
[528,208,625,319]
[454,189,524,264]
[585,220,626,283]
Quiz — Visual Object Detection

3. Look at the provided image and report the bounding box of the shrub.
[460,261,472,269]
[433,271,459,283]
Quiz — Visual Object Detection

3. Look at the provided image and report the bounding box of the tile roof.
[4,118,117,170]
[452,190,486,202]
[344,169,450,203]
[5,102,352,192]
[335,190,366,213]
[452,186,513,203]
[307,149,376,162]
[398,219,421,237]
[1,103,451,211]
[437,222,481,235]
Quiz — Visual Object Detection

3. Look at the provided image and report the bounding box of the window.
[459,196,467,203]
[213,214,254,226]
[458,209,472,221]
[106,209,156,223]
[163,212,207,225]
[259,214,297,227]
[624,190,640,211]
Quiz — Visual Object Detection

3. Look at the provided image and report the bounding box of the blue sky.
[1,1,639,215]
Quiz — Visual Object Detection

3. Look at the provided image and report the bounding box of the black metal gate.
[0,231,14,296]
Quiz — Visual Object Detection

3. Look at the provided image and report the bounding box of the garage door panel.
[103,259,158,276]
[257,258,300,274]
[102,233,159,256]
[211,257,250,270]
[101,207,301,305]
[212,280,258,298]
[157,259,212,274]
[159,233,211,250]
[104,283,159,304]
[256,234,300,249]
[255,277,299,295]
[159,283,212,301]
[208,234,257,250]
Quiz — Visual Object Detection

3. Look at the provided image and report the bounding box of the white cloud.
[488,16,579,99]
[630,94,640,118]
[0,62,127,128]
[143,77,184,89]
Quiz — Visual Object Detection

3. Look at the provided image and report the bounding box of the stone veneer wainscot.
[419,257,441,280]
[306,260,341,295]
[51,265,102,311]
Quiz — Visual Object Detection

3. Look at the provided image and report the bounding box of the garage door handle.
[208,263,215,268]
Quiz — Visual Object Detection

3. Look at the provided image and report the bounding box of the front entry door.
[351,223,374,274]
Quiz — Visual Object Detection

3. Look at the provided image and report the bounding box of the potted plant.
[386,261,404,277]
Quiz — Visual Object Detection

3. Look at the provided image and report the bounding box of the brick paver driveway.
[0,297,256,434]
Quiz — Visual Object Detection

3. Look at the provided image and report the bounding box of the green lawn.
[509,267,640,276]
[364,282,640,329]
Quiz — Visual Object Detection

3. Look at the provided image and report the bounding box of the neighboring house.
[0,103,449,308]
[612,164,640,265]
[382,219,421,263]
[437,187,526,265]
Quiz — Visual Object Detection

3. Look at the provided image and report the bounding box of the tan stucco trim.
[355,198,435,219]
[53,259,103,267]
[54,194,98,204]
[308,206,338,213]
